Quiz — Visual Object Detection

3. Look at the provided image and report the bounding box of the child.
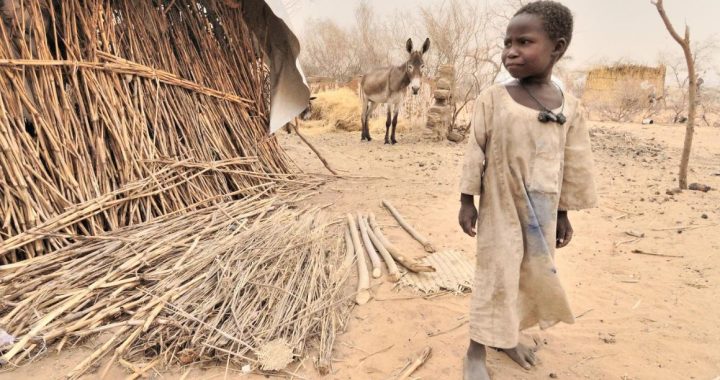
[457,2,597,379]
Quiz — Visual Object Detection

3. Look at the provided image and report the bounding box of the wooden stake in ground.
[396,346,432,380]
[652,0,698,190]
[363,216,401,282]
[358,212,382,278]
[289,122,338,176]
[382,200,436,253]
[347,214,371,304]
[368,213,435,273]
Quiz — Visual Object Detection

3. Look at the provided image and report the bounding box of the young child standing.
[458,2,597,379]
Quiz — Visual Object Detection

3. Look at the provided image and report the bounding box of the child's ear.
[553,37,568,60]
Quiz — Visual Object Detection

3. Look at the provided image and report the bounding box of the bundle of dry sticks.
[0,190,352,378]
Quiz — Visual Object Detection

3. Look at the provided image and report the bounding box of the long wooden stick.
[631,249,684,258]
[363,217,401,282]
[358,213,382,278]
[368,213,434,273]
[347,214,371,304]
[289,122,338,176]
[337,225,355,278]
[382,200,436,253]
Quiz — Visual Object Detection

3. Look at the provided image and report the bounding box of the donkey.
[359,37,429,144]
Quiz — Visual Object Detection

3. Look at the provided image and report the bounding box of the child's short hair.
[515,1,574,46]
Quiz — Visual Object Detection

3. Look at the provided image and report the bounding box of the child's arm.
[459,194,478,237]
[556,210,572,248]
[458,89,491,238]
[556,104,596,248]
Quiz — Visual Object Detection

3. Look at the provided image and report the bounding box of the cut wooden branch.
[339,225,356,276]
[357,213,382,279]
[363,216,401,282]
[368,213,435,273]
[426,318,468,337]
[289,122,338,176]
[631,249,684,258]
[651,223,717,232]
[396,346,432,380]
[382,200,436,253]
[347,214,371,304]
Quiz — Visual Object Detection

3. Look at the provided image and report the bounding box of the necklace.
[519,81,567,125]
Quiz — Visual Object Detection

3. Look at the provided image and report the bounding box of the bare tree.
[659,39,718,123]
[419,0,503,127]
[301,19,359,81]
[652,0,698,190]
[355,0,385,70]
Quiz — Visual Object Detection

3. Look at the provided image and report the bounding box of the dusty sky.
[288,0,720,80]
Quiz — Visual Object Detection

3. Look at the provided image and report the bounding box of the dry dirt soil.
[3,121,719,380]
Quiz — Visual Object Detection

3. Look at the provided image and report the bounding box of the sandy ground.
[2,121,718,380]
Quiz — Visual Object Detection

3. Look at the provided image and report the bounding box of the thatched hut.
[0,0,310,263]
[583,64,666,103]
[0,2,348,378]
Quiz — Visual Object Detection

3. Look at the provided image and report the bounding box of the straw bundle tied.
[0,192,353,378]
[0,0,294,262]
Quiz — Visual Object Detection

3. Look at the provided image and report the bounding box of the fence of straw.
[0,0,292,263]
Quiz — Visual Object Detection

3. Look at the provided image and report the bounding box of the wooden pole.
[652,0,697,189]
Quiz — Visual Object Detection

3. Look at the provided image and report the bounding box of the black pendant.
[538,111,566,125]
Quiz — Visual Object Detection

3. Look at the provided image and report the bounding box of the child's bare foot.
[464,341,491,380]
[499,342,537,370]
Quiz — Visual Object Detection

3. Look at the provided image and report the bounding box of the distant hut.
[583,64,666,105]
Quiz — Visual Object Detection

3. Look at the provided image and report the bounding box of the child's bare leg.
[464,340,490,380]
[499,343,537,370]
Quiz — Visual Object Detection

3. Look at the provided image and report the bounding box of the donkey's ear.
[406,38,413,53]
[422,38,430,54]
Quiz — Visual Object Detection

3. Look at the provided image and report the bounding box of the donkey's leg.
[384,104,392,144]
[364,102,378,141]
[361,98,369,141]
[390,103,401,144]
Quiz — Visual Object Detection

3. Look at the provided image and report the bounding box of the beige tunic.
[459,84,597,348]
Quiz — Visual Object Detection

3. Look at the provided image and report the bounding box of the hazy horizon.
[287,0,720,83]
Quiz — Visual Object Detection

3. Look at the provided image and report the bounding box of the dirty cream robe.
[459,84,597,349]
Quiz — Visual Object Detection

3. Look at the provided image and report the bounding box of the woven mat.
[399,250,474,294]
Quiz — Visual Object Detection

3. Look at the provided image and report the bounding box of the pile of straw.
[0,0,290,262]
[0,190,352,378]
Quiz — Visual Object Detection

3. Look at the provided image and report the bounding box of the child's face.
[502,13,564,80]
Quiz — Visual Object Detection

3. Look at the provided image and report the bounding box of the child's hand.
[459,194,478,237]
[556,211,573,248]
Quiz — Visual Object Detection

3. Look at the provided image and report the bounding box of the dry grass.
[304,88,420,134]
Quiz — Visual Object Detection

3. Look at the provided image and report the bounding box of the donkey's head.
[405,37,430,95]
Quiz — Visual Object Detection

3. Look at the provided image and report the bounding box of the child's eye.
[408,65,414,71]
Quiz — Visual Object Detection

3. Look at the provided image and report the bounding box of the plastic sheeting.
[240,0,310,133]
